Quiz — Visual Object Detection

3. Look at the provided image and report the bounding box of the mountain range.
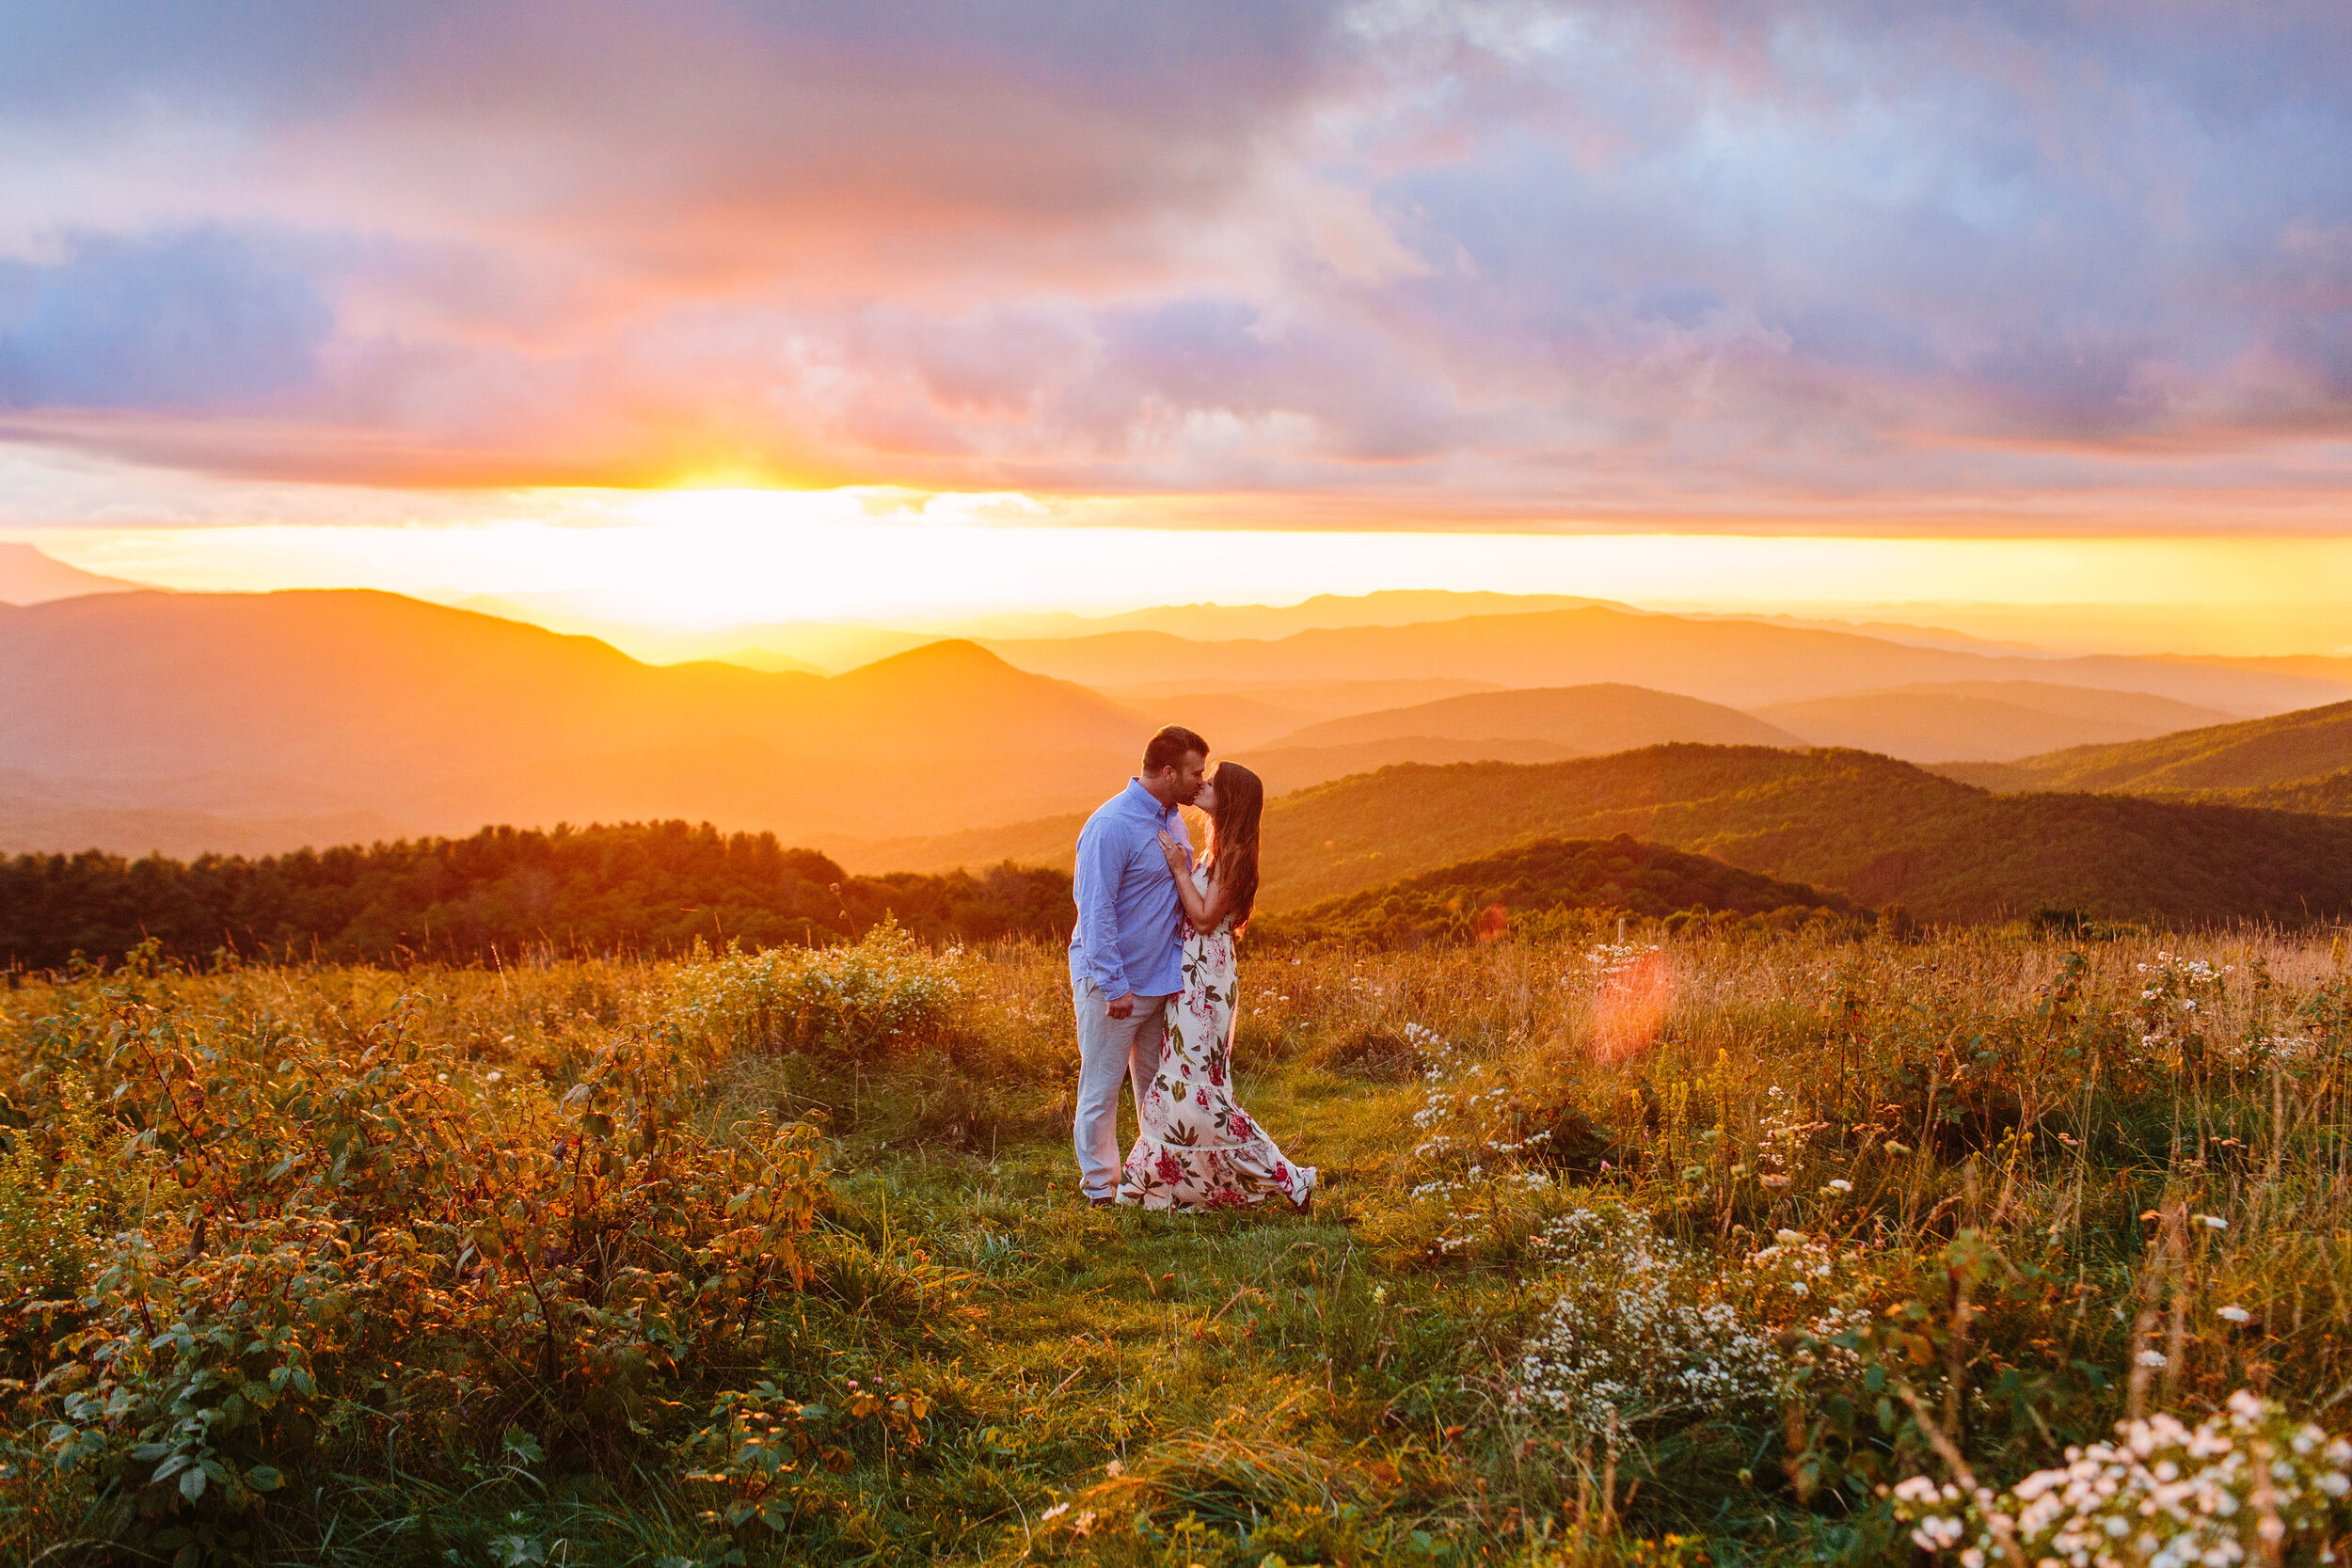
[1754,682,2237,763]
[12,585,2352,914]
[1248,747,2352,924]
[1265,683,1801,752]
[0,590,1141,842]
[0,543,143,605]
[864,744,2352,927]
[973,605,2352,713]
[1943,700,2352,796]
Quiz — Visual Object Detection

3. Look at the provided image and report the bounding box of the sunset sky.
[3,3,2349,639]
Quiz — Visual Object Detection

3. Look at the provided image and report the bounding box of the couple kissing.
[1067,724,1316,1213]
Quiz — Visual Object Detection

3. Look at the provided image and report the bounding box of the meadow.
[2,918,2349,1566]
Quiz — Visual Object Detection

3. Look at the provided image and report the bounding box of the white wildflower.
[2218,1306,2251,1323]
[1914,1516,1965,1550]
[1897,1392,2351,1568]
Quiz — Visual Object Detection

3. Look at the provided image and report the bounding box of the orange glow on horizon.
[7,484,2349,657]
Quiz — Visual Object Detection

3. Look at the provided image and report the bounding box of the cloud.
[0,0,2349,522]
[0,228,333,409]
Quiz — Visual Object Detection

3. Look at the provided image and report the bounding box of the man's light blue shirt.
[1069,779,1190,999]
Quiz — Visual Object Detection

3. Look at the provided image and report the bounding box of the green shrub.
[0,957,833,1563]
[668,919,971,1062]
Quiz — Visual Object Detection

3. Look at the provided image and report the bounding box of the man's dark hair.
[1141,725,1210,776]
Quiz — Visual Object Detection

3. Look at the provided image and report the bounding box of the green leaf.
[180,1463,208,1501]
[151,1452,192,1482]
[246,1464,284,1492]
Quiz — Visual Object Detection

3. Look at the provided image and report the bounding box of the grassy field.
[3,920,2350,1565]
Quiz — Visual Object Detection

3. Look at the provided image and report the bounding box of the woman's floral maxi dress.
[1118,864,1316,1210]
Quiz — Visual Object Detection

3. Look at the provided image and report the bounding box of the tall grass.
[0,924,2346,1564]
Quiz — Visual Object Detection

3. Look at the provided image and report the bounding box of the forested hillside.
[1946,699,2352,794]
[2178,767,2352,816]
[1251,833,1860,948]
[0,821,1073,971]
[1253,745,2352,925]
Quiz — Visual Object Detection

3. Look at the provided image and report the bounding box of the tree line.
[0,820,1074,972]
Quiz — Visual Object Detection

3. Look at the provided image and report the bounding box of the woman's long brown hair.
[1204,762,1263,931]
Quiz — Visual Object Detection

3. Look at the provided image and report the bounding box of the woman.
[1117,762,1317,1212]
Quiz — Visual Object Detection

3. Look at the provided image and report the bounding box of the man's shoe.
[1089,1195,1117,1210]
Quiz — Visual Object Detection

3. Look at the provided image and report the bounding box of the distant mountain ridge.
[1755,681,2237,763]
[977,604,2352,714]
[0,543,143,606]
[0,591,1146,843]
[1269,683,1802,752]
[1240,736,1588,797]
[1944,700,2352,795]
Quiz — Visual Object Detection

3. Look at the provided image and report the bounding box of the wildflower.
[1374,1286,1387,1305]
[1883,1141,1911,1155]
[1040,1503,1070,1523]
[2218,1306,2251,1323]
[1913,1516,1965,1551]
[2199,1213,2229,1230]
[1760,1174,1791,1189]
[1895,1390,2346,1567]
[2137,1349,2169,1368]
[1825,1179,1852,1193]
[1775,1229,1807,1246]
[1104,1459,1122,1478]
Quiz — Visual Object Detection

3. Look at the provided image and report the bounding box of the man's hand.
[1105,992,1136,1019]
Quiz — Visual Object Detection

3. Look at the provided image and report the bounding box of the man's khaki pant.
[1071,978,1168,1201]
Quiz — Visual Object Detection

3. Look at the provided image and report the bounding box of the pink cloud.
[1,1,2350,527]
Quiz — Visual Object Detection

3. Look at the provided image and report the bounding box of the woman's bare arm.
[1157,831,1231,928]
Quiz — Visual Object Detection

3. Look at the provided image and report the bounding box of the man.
[1068,724,1209,1208]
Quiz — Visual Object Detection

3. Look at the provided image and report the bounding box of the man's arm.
[1072,818,1136,1010]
